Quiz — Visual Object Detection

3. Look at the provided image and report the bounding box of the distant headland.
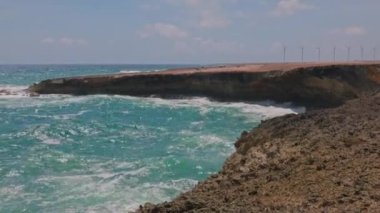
[29,61,380,109]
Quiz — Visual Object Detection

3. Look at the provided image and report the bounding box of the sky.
[0,0,379,64]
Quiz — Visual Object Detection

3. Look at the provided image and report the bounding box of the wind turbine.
[333,46,336,62]
[283,45,287,63]
[346,46,351,61]
[300,46,304,63]
[360,46,364,61]
[316,47,321,62]
[373,47,377,61]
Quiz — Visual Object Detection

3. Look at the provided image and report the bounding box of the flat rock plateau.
[29,62,380,212]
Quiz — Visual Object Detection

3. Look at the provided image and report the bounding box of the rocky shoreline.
[28,62,380,212]
[29,62,380,109]
[138,92,380,212]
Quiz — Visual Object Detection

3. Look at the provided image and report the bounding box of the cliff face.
[139,93,380,212]
[29,64,380,109]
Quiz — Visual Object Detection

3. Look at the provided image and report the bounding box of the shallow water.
[0,65,304,212]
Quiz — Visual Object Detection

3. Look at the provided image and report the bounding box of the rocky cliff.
[29,63,380,109]
[138,92,380,212]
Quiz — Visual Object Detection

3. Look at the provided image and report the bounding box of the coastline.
[28,62,380,212]
[29,62,380,109]
[139,92,380,212]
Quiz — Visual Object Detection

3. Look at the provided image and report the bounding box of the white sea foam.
[0,84,304,121]
[123,96,305,120]
[0,93,97,109]
[0,85,29,98]
[0,185,25,202]
[5,170,20,178]
[27,110,88,120]
[119,70,143,74]
[169,133,233,158]
[51,110,88,120]
[36,168,149,183]
[41,138,61,145]
[69,178,197,212]
[119,69,163,74]
[31,125,62,145]
[198,134,228,146]
[31,160,195,212]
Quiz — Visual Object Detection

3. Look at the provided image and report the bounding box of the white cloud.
[193,37,243,52]
[272,0,314,16]
[330,26,367,36]
[183,0,202,7]
[342,26,367,36]
[59,38,88,45]
[139,3,160,11]
[41,37,55,44]
[167,0,232,29]
[271,41,284,50]
[174,36,244,55]
[41,37,88,46]
[199,9,230,28]
[139,23,188,39]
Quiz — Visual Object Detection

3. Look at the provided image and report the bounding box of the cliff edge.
[29,62,380,109]
[138,92,380,212]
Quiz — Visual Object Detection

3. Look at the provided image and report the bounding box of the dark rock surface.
[29,63,380,109]
[138,93,380,213]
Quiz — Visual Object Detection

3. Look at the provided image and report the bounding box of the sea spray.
[0,65,303,212]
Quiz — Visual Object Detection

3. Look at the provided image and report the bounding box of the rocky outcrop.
[138,92,380,212]
[29,63,380,109]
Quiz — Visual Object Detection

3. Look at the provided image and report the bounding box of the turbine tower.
[333,46,336,62]
[346,46,351,61]
[316,47,321,62]
[360,46,364,61]
[373,47,377,61]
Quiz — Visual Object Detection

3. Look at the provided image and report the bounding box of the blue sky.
[0,0,379,64]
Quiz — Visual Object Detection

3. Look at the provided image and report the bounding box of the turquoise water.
[0,65,304,212]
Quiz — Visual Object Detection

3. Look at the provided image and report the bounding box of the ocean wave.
[31,160,195,211]
[36,168,149,183]
[119,69,163,74]
[67,178,196,212]
[0,85,29,98]
[0,85,304,121]
[119,70,143,74]
[121,96,305,120]
[0,93,97,108]
[168,132,233,158]
[33,127,62,145]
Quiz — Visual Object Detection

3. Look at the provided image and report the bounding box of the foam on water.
[0,85,29,98]
[122,95,305,120]
[119,70,143,74]
[119,69,163,74]
[0,65,306,212]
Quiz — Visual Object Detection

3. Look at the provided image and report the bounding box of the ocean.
[0,65,304,212]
